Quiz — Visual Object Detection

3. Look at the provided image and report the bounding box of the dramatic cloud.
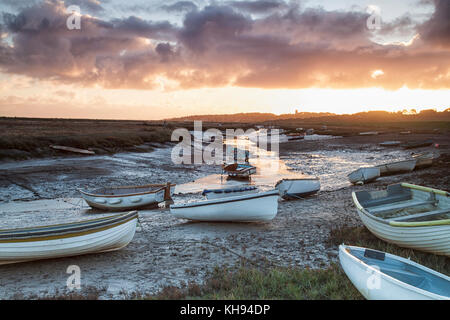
[0,0,449,90]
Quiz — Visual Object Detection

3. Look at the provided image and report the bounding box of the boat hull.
[170,190,279,222]
[276,178,320,200]
[79,188,167,211]
[376,159,416,176]
[339,245,450,300]
[0,212,138,265]
[348,167,380,184]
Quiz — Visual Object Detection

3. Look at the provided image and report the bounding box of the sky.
[0,0,448,120]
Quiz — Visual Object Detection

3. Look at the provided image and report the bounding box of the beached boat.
[352,183,450,256]
[375,159,416,176]
[275,178,320,200]
[348,167,380,184]
[202,186,258,200]
[79,183,174,211]
[170,190,279,222]
[0,211,138,265]
[359,131,378,136]
[50,145,95,155]
[402,140,433,149]
[339,245,450,300]
[379,141,401,147]
[222,163,257,179]
[413,152,435,169]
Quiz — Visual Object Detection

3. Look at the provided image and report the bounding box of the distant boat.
[287,133,305,141]
[339,245,450,300]
[379,141,401,147]
[202,186,258,200]
[352,183,450,256]
[375,159,416,176]
[359,131,378,136]
[275,178,320,200]
[222,163,257,179]
[79,183,174,211]
[50,145,95,155]
[170,190,279,222]
[0,211,138,265]
[413,152,435,169]
[348,167,380,184]
[401,140,433,149]
[400,131,411,135]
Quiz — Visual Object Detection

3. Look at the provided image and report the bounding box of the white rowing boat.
[275,178,320,200]
[50,145,95,155]
[375,159,416,176]
[348,167,380,184]
[379,141,401,147]
[202,186,258,200]
[352,183,450,256]
[79,183,174,211]
[170,190,279,222]
[339,245,450,300]
[0,211,138,265]
[413,152,435,169]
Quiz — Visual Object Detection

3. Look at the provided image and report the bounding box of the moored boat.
[275,178,320,200]
[348,167,380,184]
[352,183,450,256]
[222,163,257,179]
[0,211,138,265]
[379,141,401,147]
[375,159,416,176]
[79,183,174,211]
[202,186,258,200]
[402,140,433,149]
[413,152,435,169]
[170,190,279,222]
[339,245,450,300]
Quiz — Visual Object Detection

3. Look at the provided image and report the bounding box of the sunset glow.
[0,0,448,119]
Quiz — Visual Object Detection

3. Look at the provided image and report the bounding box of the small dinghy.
[275,178,320,200]
[339,245,450,300]
[0,211,138,265]
[402,140,433,149]
[222,163,257,179]
[379,141,401,147]
[79,183,174,211]
[348,167,380,184]
[170,190,279,222]
[352,183,450,256]
[375,159,416,176]
[202,186,258,200]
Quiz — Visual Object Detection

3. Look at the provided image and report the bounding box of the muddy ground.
[0,132,448,299]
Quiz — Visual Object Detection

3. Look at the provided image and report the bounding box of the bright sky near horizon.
[0,0,448,120]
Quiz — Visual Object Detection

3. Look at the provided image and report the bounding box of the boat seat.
[389,208,450,222]
[368,200,436,215]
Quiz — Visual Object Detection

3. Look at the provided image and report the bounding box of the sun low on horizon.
[0,0,449,120]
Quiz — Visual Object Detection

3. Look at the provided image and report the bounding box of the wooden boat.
[375,159,416,176]
[222,163,256,179]
[347,167,380,184]
[339,245,450,300]
[0,211,138,265]
[352,183,450,256]
[50,145,95,155]
[275,178,320,200]
[170,190,279,222]
[413,152,435,169]
[402,140,433,149]
[379,141,401,147]
[79,183,175,211]
[202,186,258,200]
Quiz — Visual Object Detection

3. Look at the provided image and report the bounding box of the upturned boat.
[339,245,450,300]
[0,211,138,265]
[275,178,320,200]
[170,190,279,222]
[79,183,174,211]
[352,183,450,256]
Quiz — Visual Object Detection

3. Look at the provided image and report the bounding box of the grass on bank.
[144,226,449,300]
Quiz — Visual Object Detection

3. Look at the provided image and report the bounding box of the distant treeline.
[167,109,450,123]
